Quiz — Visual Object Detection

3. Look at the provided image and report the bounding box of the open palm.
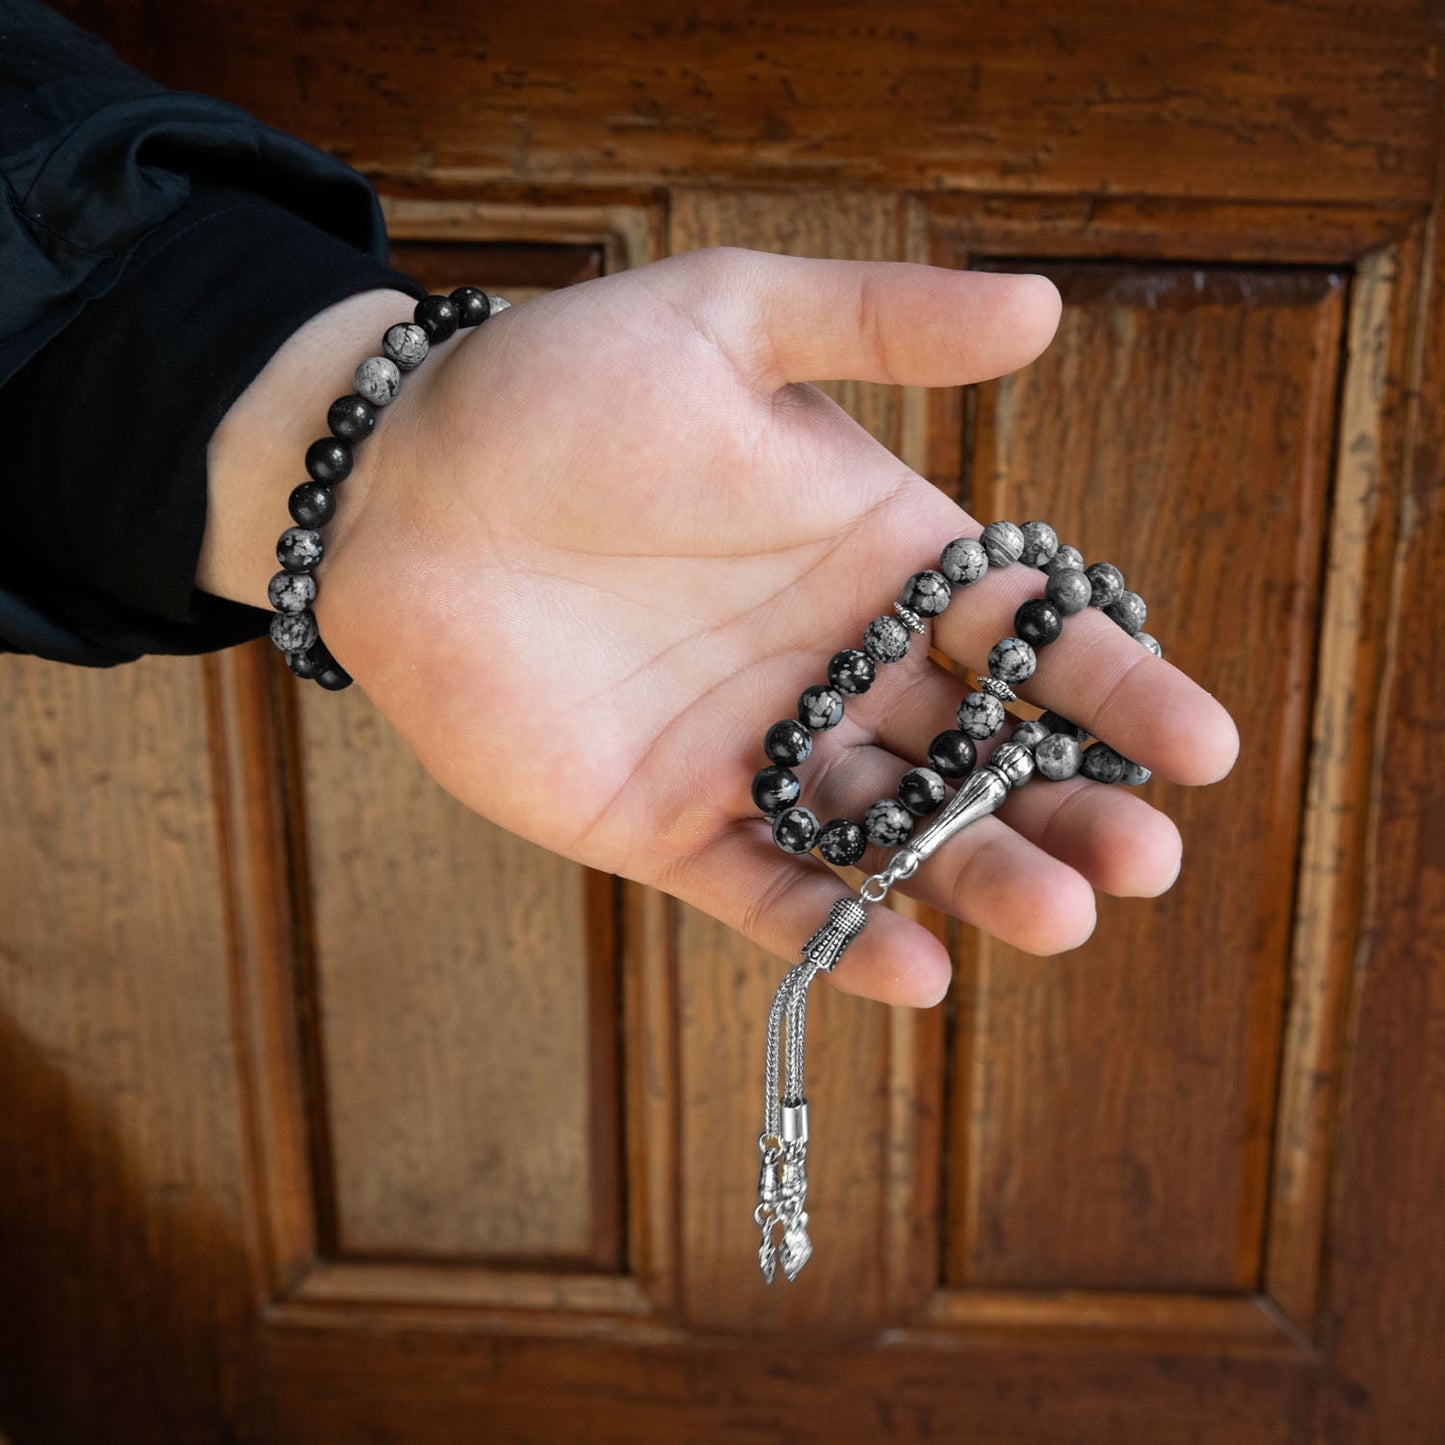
[320,249,1239,1007]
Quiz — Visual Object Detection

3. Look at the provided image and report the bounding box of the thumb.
[671,248,1061,390]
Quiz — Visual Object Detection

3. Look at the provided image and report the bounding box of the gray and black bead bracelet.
[750,519,1159,864]
[267,286,511,689]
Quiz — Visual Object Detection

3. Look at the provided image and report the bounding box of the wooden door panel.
[9,3,1443,1441]
[944,262,1345,1292]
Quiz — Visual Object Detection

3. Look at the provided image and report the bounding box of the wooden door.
[4,3,1443,1441]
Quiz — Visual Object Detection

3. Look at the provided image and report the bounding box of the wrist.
[198,287,457,614]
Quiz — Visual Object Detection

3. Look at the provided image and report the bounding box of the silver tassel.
[755,742,1036,1282]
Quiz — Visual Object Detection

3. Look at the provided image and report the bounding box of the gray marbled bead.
[988,636,1037,684]
[1137,632,1163,657]
[864,797,913,848]
[269,608,318,654]
[957,690,1006,739]
[940,536,989,586]
[863,615,910,663]
[980,520,1025,568]
[1045,567,1093,616]
[1043,543,1085,576]
[1018,520,1059,568]
[1120,758,1152,786]
[382,322,430,371]
[1085,562,1125,609]
[900,569,951,617]
[1034,733,1083,780]
[1081,742,1128,784]
[1010,718,1051,751]
[898,767,947,816]
[798,684,845,731]
[1105,589,1148,636]
[353,355,401,406]
[277,527,323,572]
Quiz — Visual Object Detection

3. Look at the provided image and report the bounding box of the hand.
[205,249,1239,1007]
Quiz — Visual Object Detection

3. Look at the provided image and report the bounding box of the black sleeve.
[0,0,427,665]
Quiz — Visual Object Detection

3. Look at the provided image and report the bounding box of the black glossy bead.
[305,436,354,485]
[899,569,951,617]
[927,729,977,778]
[1014,597,1064,647]
[289,482,336,528]
[817,818,867,868]
[415,294,461,343]
[287,640,332,679]
[315,663,353,691]
[451,286,492,327]
[798,684,844,731]
[1105,589,1148,636]
[1085,562,1125,609]
[828,648,875,696]
[277,527,323,573]
[898,767,947,817]
[764,718,813,766]
[1038,710,1087,742]
[863,615,910,663]
[751,764,801,815]
[327,394,376,442]
[772,806,819,855]
[1081,742,1128,784]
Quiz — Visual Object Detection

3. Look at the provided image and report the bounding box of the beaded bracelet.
[754,518,1161,1284]
[266,286,510,688]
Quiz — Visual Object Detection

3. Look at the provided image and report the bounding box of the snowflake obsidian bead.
[798,685,845,731]
[277,527,323,573]
[382,322,430,371]
[940,536,989,586]
[772,806,820,854]
[900,570,951,617]
[828,649,876,696]
[818,818,867,868]
[1010,718,1051,751]
[898,767,947,816]
[353,355,401,407]
[765,718,813,766]
[269,609,318,655]
[864,798,913,848]
[863,615,910,663]
[957,690,1006,739]
[268,571,316,614]
[1137,632,1163,658]
[988,637,1037,685]
[752,765,801,815]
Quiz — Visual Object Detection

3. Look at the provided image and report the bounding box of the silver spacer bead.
[893,602,926,634]
[978,674,1017,703]
[988,741,1037,789]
